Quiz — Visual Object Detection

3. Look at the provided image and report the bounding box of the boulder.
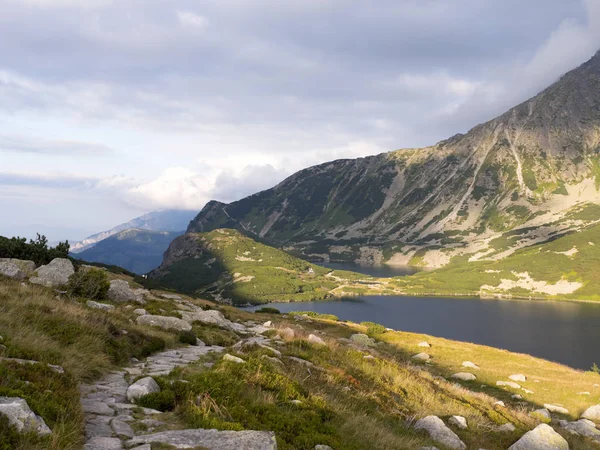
[180,309,236,331]
[412,353,430,362]
[108,280,138,303]
[126,429,277,450]
[414,416,466,450]
[0,261,27,280]
[263,321,273,328]
[448,415,468,429]
[0,397,51,435]
[544,404,569,415]
[418,341,431,347]
[0,258,36,276]
[350,333,376,347]
[508,424,569,450]
[461,361,480,370]
[560,418,600,439]
[136,315,191,332]
[307,334,326,345]
[87,301,115,311]
[451,372,476,381]
[277,327,295,340]
[509,374,527,382]
[497,381,521,389]
[29,258,74,287]
[133,308,147,316]
[127,377,160,402]
[223,354,245,364]
[581,404,600,422]
[530,409,552,423]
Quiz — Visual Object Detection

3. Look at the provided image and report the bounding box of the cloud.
[0,134,113,155]
[177,11,209,29]
[0,171,97,189]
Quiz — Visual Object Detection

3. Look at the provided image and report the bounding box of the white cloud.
[177,11,209,29]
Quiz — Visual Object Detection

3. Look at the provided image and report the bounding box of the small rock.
[577,391,590,395]
[512,394,523,400]
[160,293,182,300]
[412,353,430,361]
[581,404,600,422]
[307,334,326,345]
[127,377,160,402]
[448,415,468,429]
[136,314,192,332]
[133,308,147,316]
[522,389,535,394]
[0,397,51,435]
[261,355,284,366]
[314,446,333,450]
[86,301,115,311]
[497,423,516,432]
[263,321,272,327]
[363,355,375,360]
[494,401,506,407]
[461,361,480,369]
[544,404,569,415]
[418,341,431,347]
[81,399,115,416]
[223,354,245,364]
[509,374,527,382]
[507,424,568,450]
[414,416,466,450]
[497,381,521,389]
[29,258,74,287]
[290,399,303,405]
[451,372,476,381]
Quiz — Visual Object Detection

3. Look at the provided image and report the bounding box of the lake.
[314,261,423,277]
[246,295,600,370]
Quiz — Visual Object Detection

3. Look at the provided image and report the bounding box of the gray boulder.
[413,353,431,362]
[127,377,160,402]
[544,404,569,415]
[0,258,36,275]
[0,259,36,280]
[451,372,477,381]
[0,397,51,435]
[29,258,74,287]
[136,315,191,332]
[414,416,466,450]
[560,418,600,439]
[277,327,295,340]
[180,309,242,332]
[126,429,277,450]
[581,404,600,422]
[530,409,552,422]
[108,280,138,303]
[448,415,468,429]
[461,361,480,370]
[87,301,115,311]
[307,334,326,345]
[508,424,568,450]
[223,354,245,364]
[349,333,376,347]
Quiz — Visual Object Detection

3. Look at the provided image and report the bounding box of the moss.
[137,390,176,412]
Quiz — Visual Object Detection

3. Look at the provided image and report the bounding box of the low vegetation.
[0,234,69,266]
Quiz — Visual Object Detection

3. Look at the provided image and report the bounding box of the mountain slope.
[76,228,182,274]
[187,51,600,269]
[71,210,195,254]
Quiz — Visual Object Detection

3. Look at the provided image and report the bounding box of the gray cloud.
[0,134,113,155]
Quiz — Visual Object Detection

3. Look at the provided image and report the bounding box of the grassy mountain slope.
[186,51,600,272]
[75,228,182,275]
[2,272,600,449]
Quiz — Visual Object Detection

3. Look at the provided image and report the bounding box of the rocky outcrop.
[136,315,192,332]
[508,424,569,450]
[414,416,466,450]
[126,377,160,402]
[0,397,51,435]
[29,258,74,287]
[126,429,277,450]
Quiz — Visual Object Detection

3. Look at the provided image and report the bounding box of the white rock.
[497,381,521,389]
[412,353,430,361]
[508,424,568,450]
[127,377,160,402]
[448,415,468,429]
[414,416,466,450]
[522,389,535,394]
[307,334,326,345]
[86,301,115,311]
[577,391,590,396]
[544,404,569,415]
[136,315,192,332]
[0,397,51,435]
[494,401,506,407]
[418,341,431,347]
[461,361,480,370]
[29,258,74,287]
[180,309,237,331]
[0,261,27,280]
[451,372,476,381]
[581,404,600,422]
[223,354,245,364]
[263,321,272,327]
[509,374,527,382]
[512,394,523,400]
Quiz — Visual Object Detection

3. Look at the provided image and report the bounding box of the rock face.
[136,315,192,332]
[581,404,600,422]
[0,259,35,280]
[127,429,277,450]
[108,280,138,303]
[29,258,74,287]
[508,424,569,450]
[414,416,466,450]
[126,377,160,402]
[0,397,51,435]
[451,372,476,381]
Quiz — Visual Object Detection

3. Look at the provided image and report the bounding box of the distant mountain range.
[71,210,195,254]
[153,50,600,301]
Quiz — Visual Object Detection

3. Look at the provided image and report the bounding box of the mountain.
[76,228,182,274]
[186,51,600,270]
[70,210,196,254]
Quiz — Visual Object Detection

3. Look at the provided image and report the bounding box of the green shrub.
[360,321,387,336]
[179,330,198,346]
[136,390,176,412]
[591,363,600,374]
[192,323,239,347]
[67,268,110,300]
[0,233,69,266]
[289,311,339,321]
[255,307,281,314]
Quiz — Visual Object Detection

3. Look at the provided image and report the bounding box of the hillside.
[2,266,600,449]
[75,228,182,275]
[70,210,195,254]
[186,50,600,273]
[149,228,399,304]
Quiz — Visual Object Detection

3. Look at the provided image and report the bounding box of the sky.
[1,0,600,241]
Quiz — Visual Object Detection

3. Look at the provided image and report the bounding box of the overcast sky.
[1,0,600,241]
